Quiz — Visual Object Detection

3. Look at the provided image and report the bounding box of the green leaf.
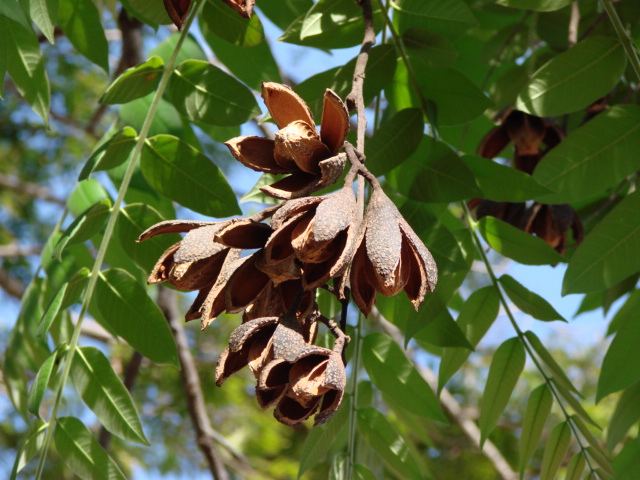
[517,36,626,116]
[519,384,553,476]
[166,59,259,126]
[120,95,184,137]
[100,56,164,104]
[201,0,264,47]
[54,417,126,480]
[58,0,109,72]
[0,0,30,28]
[614,435,640,480]
[598,312,640,400]
[540,421,571,480]
[403,28,458,69]
[55,199,112,259]
[297,398,349,477]
[259,0,312,30]
[412,296,473,349]
[439,287,500,390]
[478,216,563,266]
[71,346,148,444]
[607,382,640,450]
[200,27,281,90]
[496,0,572,11]
[533,105,640,203]
[362,333,446,422]
[524,331,580,396]
[479,336,525,445]
[565,454,587,480]
[563,191,640,294]
[28,0,56,43]
[357,407,424,480]
[462,155,551,202]
[37,268,88,336]
[388,137,481,202]
[115,203,178,272]
[67,179,109,217]
[121,0,171,26]
[10,420,47,479]
[27,349,59,417]
[281,0,382,49]
[94,268,178,365]
[353,465,377,480]
[500,274,566,322]
[391,0,477,28]
[1,16,50,120]
[366,109,424,176]
[141,134,240,216]
[92,127,137,173]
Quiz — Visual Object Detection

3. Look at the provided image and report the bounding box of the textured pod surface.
[138,219,216,242]
[262,82,315,130]
[274,121,330,174]
[224,136,286,174]
[174,224,228,263]
[312,186,356,242]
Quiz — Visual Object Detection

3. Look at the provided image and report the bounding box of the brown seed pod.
[163,0,191,29]
[222,0,255,18]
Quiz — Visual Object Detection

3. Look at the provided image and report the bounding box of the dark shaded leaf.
[500,274,566,322]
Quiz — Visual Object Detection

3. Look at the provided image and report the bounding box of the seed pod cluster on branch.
[471,109,583,253]
[139,82,438,426]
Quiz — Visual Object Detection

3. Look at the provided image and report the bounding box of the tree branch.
[0,268,25,299]
[0,173,65,206]
[157,287,229,480]
[0,244,42,258]
[371,307,518,480]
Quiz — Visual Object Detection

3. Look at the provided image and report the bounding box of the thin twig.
[568,2,580,46]
[158,287,229,480]
[0,173,65,205]
[373,308,517,480]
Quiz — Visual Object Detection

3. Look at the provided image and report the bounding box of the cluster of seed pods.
[140,83,438,426]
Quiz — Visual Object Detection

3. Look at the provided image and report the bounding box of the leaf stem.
[346,314,362,479]
[33,2,204,477]
[600,0,640,82]
[461,202,598,477]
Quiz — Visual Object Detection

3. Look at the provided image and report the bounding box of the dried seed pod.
[215,316,279,386]
[225,252,270,313]
[163,0,191,29]
[222,0,255,18]
[350,187,437,315]
[226,83,350,199]
[214,219,272,249]
[199,249,242,329]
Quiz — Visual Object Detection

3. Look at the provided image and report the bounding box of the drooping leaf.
[500,274,566,322]
[100,56,165,104]
[55,199,112,259]
[10,420,47,479]
[533,105,640,203]
[27,349,59,417]
[0,16,50,120]
[141,134,240,216]
[166,59,259,126]
[201,0,264,47]
[597,312,640,401]
[411,296,473,349]
[524,331,580,396]
[403,28,458,69]
[479,337,525,445]
[115,203,179,272]
[519,384,553,476]
[259,0,313,30]
[565,454,587,480]
[362,333,446,422]
[563,190,640,294]
[70,346,148,444]
[297,397,349,477]
[539,421,571,480]
[54,417,127,480]
[517,36,626,116]
[439,287,500,390]
[463,155,551,202]
[281,0,383,49]
[94,268,178,365]
[28,0,56,43]
[478,216,563,266]
[121,0,171,26]
[357,407,424,480]
[607,382,640,450]
[614,435,640,480]
[366,109,424,176]
[58,0,110,72]
[67,179,109,217]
